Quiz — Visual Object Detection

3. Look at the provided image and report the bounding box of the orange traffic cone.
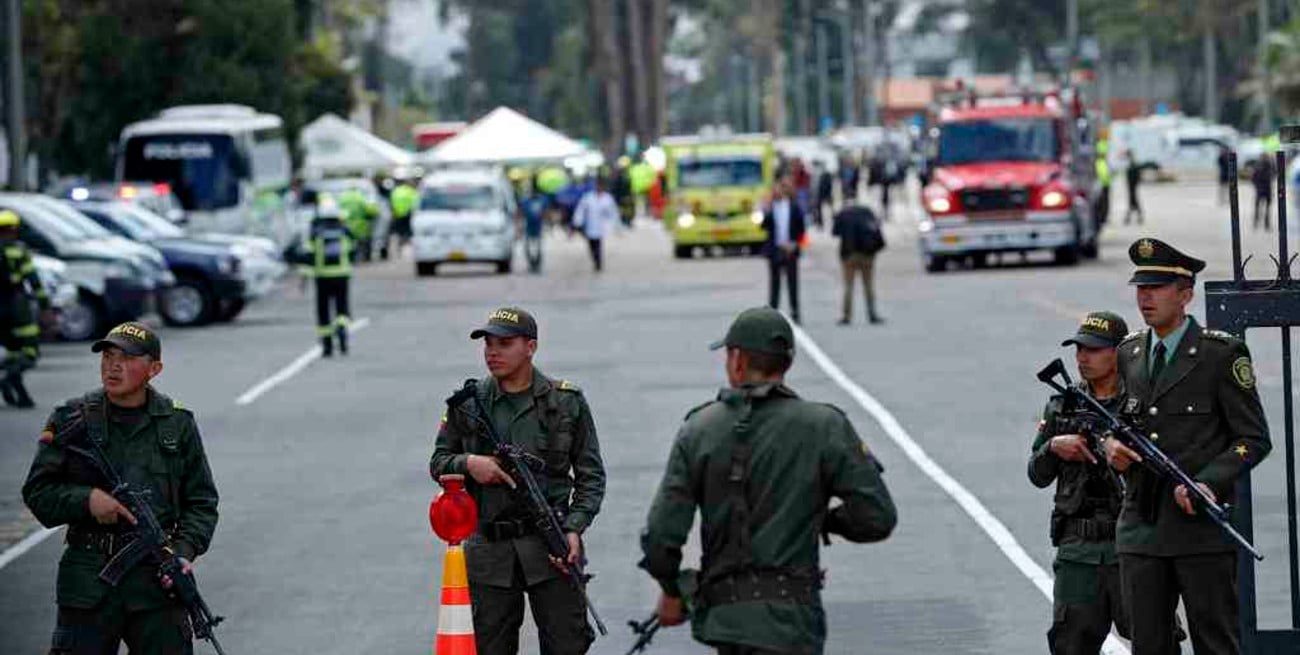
[435,544,476,654]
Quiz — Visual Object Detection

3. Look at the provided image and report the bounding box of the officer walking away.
[300,198,354,357]
[573,177,620,273]
[1,209,52,407]
[1029,311,1131,654]
[1123,150,1145,225]
[831,202,885,326]
[1104,239,1271,655]
[1251,152,1274,232]
[640,307,897,655]
[389,178,420,256]
[430,307,606,655]
[762,177,807,325]
[22,321,219,655]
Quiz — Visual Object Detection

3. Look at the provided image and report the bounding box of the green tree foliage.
[21,0,353,179]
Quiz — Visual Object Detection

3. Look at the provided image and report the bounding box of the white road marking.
[235,317,372,406]
[0,527,61,572]
[791,322,1131,654]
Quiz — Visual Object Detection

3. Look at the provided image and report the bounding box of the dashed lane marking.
[235,317,372,406]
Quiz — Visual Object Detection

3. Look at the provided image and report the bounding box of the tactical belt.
[1062,517,1116,542]
[700,569,822,607]
[66,530,133,556]
[479,518,535,542]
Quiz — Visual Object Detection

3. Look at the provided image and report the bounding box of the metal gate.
[1204,126,1300,654]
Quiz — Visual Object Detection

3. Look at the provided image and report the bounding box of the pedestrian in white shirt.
[573,177,620,272]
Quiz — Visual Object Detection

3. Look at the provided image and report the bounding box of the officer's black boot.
[6,370,33,408]
[321,337,333,358]
[336,327,348,356]
[0,375,15,406]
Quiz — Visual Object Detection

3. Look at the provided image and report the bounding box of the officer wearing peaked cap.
[639,307,897,654]
[430,307,607,654]
[1103,239,1271,654]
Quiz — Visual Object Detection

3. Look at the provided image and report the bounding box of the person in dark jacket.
[1251,153,1274,232]
[831,203,885,325]
[761,177,807,324]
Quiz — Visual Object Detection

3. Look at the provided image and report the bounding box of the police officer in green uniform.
[639,307,897,655]
[300,198,354,357]
[1104,238,1271,655]
[430,307,606,655]
[22,322,220,654]
[1029,311,1131,654]
[0,208,51,407]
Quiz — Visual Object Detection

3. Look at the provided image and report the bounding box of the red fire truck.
[919,88,1101,272]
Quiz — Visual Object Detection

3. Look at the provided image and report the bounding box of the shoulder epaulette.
[1201,329,1239,343]
[555,380,582,393]
[1120,330,1144,343]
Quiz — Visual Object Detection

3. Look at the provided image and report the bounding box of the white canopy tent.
[422,106,591,165]
[300,114,414,178]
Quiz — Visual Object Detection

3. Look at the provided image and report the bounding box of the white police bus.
[117,105,298,253]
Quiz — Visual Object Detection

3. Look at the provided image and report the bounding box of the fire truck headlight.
[1041,190,1067,208]
[677,213,696,229]
[927,197,952,213]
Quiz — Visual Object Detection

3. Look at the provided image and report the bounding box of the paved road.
[1,181,1296,654]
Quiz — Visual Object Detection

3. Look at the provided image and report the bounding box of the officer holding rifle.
[1104,238,1271,655]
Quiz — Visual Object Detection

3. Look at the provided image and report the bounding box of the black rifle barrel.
[1037,360,1264,560]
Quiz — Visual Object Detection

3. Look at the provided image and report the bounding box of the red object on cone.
[431,474,478,545]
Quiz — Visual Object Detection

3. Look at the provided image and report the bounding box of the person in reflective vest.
[0,209,50,407]
[338,187,376,262]
[389,181,419,254]
[300,199,354,357]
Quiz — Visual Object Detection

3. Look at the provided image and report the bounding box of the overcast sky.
[386,0,466,74]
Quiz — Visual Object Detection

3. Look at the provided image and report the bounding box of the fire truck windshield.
[936,118,1059,166]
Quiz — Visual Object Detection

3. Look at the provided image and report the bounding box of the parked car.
[30,254,82,340]
[0,193,164,340]
[52,181,187,223]
[73,200,284,326]
[411,167,516,276]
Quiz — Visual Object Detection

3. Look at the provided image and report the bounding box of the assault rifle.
[624,569,698,654]
[446,379,608,635]
[58,402,228,654]
[1037,358,1263,560]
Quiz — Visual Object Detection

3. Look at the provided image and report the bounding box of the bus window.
[251,127,292,190]
[121,134,241,211]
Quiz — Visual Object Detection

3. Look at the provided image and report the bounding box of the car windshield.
[121,134,242,211]
[0,200,85,245]
[677,158,764,188]
[119,204,185,239]
[421,185,497,211]
[937,118,1059,165]
[29,198,116,239]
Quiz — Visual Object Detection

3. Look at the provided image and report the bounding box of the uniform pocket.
[56,548,109,609]
[541,429,574,476]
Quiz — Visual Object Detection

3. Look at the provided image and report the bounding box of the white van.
[411,168,516,276]
[117,105,298,253]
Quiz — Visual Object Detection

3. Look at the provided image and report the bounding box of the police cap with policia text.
[470,307,538,340]
[1128,238,1206,286]
[709,307,795,356]
[92,322,162,359]
[1061,311,1129,349]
